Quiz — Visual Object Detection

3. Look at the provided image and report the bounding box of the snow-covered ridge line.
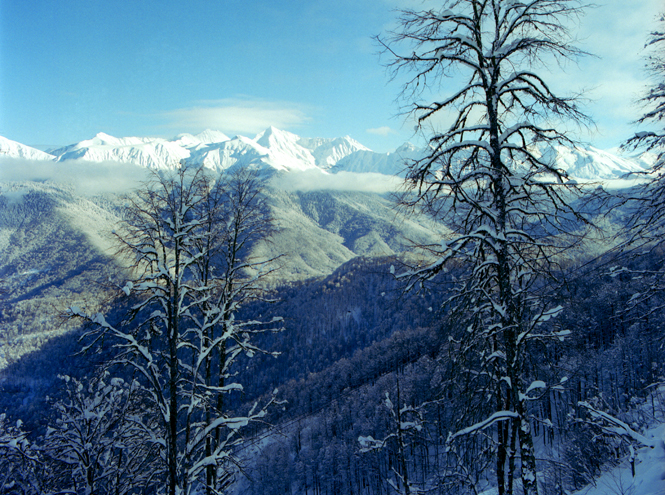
[0,135,54,161]
[0,129,653,181]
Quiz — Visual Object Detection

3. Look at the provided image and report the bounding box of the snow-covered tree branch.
[66,165,282,495]
[46,373,158,495]
[382,2,593,494]
[0,413,42,494]
[618,13,665,326]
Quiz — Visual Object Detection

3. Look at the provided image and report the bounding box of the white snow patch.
[572,423,665,495]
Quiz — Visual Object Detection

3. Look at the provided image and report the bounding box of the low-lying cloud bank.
[0,157,150,195]
[270,169,403,194]
[0,157,404,196]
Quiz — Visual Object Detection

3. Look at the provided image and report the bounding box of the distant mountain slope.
[186,135,273,172]
[262,188,447,279]
[0,177,448,368]
[51,132,190,169]
[539,145,650,179]
[332,142,422,175]
[171,129,230,147]
[0,136,54,161]
[297,135,370,169]
[254,126,319,171]
[0,181,123,369]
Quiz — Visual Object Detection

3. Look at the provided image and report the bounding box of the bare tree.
[381,1,592,494]
[188,167,283,494]
[46,373,158,495]
[68,165,282,495]
[625,13,665,167]
[0,413,41,494]
[359,386,425,495]
[618,13,665,318]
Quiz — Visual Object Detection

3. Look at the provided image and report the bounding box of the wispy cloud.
[271,169,401,193]
[381,0,434,8]
[548,0,664,146]
[159,97,313,137]
[0,157,150,195]
[367,126,398,136]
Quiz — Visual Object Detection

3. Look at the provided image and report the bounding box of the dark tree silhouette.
[381,1,592,493]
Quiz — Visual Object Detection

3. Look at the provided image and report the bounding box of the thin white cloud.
[271,169,401,193]
[381,0,434,8]
[0,157,150,195]
[160,97,313,137]
[548,0,664,146]
[367,126,398,136]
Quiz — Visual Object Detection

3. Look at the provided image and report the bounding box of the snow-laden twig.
[578,401,656,448]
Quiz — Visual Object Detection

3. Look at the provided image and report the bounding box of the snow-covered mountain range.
[0,127,653,180]
[43,127,375,174]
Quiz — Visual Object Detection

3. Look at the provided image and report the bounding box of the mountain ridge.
[0,129,652,182]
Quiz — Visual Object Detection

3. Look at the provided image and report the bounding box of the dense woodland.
[1,1,665,494]
[1,223,664,494]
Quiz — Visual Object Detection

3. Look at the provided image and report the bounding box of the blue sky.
[0,0,662,152]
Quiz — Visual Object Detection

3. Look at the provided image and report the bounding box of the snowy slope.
[171,129,230,147]
[539,145,650,180]
[298,135,370,170]
[186,135,274,172]
[0,180,124,369]
[571,413,665,495]
[0,136,54,161]
[253,126,319,172]
[333,142,423,176]
[183,128,352,173]
[52,132,191,169]
[0,174,449,371]
[262,187,449,279]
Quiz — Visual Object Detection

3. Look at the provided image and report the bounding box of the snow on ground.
[572,386,665,495]
[572,423,665,495]
[477,388,665,495]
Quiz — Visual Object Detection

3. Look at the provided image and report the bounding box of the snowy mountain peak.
[51,133,189,169]
[298,135,371,170]
[92,132,119,145]
[254,126,301,148]
[394,142,419,155]
[185,135,271,173]
[194,129,229,144]
[253,127,318,172]
[89,132,151,148]
[341,135,369,150]
[1,129,652,184]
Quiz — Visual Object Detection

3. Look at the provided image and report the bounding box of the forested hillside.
[233,247,665,495]
[1,210,663,494]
